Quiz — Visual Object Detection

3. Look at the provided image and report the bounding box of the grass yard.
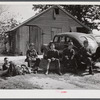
[0,56,100,89]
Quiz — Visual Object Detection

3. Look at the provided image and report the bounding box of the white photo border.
[0,1,100,98]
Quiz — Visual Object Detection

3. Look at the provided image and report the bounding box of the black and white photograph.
[0,2,100,91]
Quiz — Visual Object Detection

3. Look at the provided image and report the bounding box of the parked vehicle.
[41,32,98,70]
[52,32,98,53]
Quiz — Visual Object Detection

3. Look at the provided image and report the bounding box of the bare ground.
[0,56,100,89]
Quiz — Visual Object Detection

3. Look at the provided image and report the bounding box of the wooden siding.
[26,8,82,44]
[29,26,42,54]
[11,7,87,55]
[16,26,29,55]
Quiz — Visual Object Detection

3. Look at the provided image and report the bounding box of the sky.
[0,4,38,23]
[1,3,100,33]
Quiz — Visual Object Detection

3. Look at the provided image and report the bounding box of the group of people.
[1,39,100,77]
[24,39,96,75]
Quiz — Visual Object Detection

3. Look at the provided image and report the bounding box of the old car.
[52,32,98,53]
[41,32,98,70]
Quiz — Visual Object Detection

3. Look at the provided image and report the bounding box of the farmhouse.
[6,5,91,55]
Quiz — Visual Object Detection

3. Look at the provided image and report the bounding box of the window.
[54,36,60,42]
[60,36,65,43]
[51,27,62,40]
[65,37,70,43]
[77,27,89,33]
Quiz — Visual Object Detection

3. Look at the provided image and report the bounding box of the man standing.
[45,43,62,75]
[26,43,40,73]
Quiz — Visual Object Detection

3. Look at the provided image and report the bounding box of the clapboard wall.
[7,6,90,55]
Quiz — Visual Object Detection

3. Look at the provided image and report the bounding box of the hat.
[29,43,34,46]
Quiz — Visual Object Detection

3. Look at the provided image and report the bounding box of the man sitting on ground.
[45,43,62,75]
[2,57,16,76]
[25,43,40,73]
[92,45,100,62]
[2,57,31,77]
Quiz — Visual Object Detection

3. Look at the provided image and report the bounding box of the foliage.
[0,5,20,54]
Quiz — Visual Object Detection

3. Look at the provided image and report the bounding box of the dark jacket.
[47,49,59,59]
[79,46,92,58]
[63,48,75,59]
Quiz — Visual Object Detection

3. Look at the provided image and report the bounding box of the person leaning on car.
[45,43,62,75]
[62,41,78,73]
[79,40,94,75]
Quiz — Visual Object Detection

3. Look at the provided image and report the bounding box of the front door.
[29,26,42,54]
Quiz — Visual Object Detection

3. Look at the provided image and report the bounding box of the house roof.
[6,5,91,33]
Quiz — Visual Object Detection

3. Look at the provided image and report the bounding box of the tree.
[0,5,20,54]
[0,5,8,15]
[32,5,100,29]
[0,17,20,53]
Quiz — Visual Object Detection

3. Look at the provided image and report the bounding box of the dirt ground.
[0,56,100,89]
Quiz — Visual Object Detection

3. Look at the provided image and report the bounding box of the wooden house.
[6,5,91,55]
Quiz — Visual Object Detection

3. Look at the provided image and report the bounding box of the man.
[2,57,10,71]
[79,40,94,75]
[2,57,16,76]
[26,43,40,73]
[45,43,62,75]
[62,42,77,73]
